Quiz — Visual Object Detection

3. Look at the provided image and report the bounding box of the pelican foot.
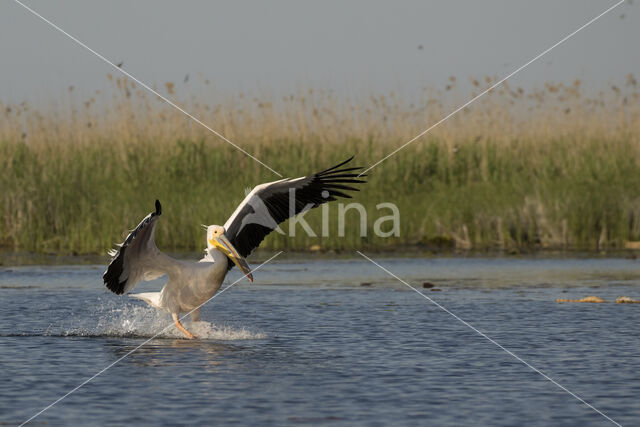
[172,313,197,339]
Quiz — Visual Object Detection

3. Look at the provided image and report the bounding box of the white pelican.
[103,157,365,338]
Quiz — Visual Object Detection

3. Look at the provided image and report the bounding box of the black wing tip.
[318,156,359,176]
[103,268,127,295]
[103,243,128,295]
[343,154,355,164]
[314,156,367,201]
[104,279,126,295]
[103,201,160,295]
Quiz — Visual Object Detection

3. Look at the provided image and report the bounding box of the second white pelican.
[103,157,365,338]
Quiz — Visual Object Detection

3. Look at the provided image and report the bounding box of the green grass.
[2,134,640,254]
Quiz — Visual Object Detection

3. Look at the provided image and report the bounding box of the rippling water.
[1,256,640,426]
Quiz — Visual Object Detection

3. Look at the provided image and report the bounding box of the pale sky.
[0,0,637,104]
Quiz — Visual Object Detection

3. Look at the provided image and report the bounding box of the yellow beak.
[209,235,254,282]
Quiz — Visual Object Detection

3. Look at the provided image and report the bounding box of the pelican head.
[206,225,253,282]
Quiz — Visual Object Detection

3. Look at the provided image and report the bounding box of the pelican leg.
[190,308,201,322]
[172,313,196,339]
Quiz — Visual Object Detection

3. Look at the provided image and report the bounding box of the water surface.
[1,257,639,426]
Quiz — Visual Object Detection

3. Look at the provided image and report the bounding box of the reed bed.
[1,74,639,254]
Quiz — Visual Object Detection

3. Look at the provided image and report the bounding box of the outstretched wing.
[103,200,179,295]
[223,156,366,259]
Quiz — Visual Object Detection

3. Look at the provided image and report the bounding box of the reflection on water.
[108,339,237,369]
[0,257,639,426]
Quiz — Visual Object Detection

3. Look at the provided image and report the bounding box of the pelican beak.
[209,235,254,282]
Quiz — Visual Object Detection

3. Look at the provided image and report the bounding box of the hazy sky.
[0,0,637,104]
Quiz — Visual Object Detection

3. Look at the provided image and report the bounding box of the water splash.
[45,301,265,340]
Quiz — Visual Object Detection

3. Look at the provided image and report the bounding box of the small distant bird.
[117,61,123,68]
[417,44,424,50]
[184,74,190,83]
[103,157,366,339]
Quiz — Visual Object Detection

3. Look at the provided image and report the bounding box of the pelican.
[103,157,365,338]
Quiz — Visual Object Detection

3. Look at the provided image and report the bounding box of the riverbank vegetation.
[1,74,639,254]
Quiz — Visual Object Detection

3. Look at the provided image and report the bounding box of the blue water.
[1,256,640,426]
